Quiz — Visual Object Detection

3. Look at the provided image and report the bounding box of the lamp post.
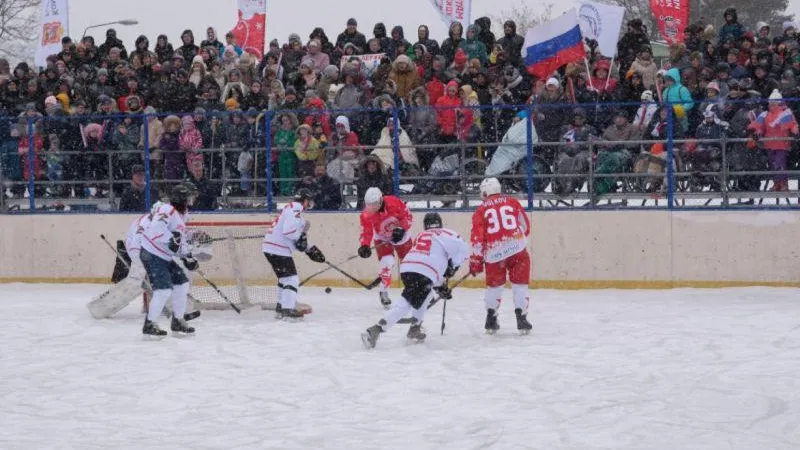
[82,19,139,39]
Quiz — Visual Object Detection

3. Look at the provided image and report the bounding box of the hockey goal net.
[185,221,278,311]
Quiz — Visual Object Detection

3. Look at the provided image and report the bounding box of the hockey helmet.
[170,183,195,209]
[294,188,315,208]
[479,177,502,199]
[423,212,443,230]
[364,187,383,206]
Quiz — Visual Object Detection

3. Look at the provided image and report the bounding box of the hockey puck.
[325,287,332,294]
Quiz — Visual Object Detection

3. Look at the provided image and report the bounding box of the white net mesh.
[185,223,278,311]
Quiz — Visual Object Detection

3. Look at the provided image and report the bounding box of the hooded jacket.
[459,25,488,65]
[98,29,128,60]
[387,26,412,59]
[389,55,421,100]
[662,67,695,129]
[407,86,438,144]
[373,23,392,54]
[356,155,392,208]
[178,29,200,61]
[440,23,465,65]
[415,25,441,56]
[718,8,744,43]
[496,21,524,66]
[474,17,495,52]
[154,34,174,63]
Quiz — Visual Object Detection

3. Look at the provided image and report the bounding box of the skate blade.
[519,329,531,336]
[171,331,195,338]
[282,316,303,323]
[485,329,498,335]
[406,337,426,345]
[184,311,201,321]
[361,333,376,349]
[142,334,167,341]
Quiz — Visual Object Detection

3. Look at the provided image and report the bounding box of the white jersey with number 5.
[141,203,189,261]
[400,228,470,285]
[262,201,308,257]
[470,194,530,264]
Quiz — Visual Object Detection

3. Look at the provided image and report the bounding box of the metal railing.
[1,100,799,213]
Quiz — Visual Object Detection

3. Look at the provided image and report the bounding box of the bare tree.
[488,1,555,37]
[0,0,40,62]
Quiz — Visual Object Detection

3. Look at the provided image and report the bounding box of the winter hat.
[192,55,205,66]
[300,59,314,70]
[335,115,350,133]
[769,89,783,100]
[784,21,796,31]
[347,18,357,26]
[97,68,108,77]
[394,54,412,66]
[44,96,58,107]
[454,48,468,65]
[641,90,654,101]
[55,93,70,110]
[285,86,297,96]
[545,77,560,88]
[288,33,301,43]
[706,81,720,92]
[144,105,157,114]
[756,21,770,32]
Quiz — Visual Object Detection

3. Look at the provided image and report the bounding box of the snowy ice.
[1,284,799,449]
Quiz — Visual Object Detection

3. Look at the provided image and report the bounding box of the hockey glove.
[182,256,199,271]
[469,255,484,276]
[305,245,326,263]
[391,227,405,243]
[358,245,372,259]
[295,232,309,252]
[434,284,453,300]
[444,259,457,279]
[168,232,182,253]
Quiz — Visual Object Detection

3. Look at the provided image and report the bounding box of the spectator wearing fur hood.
[389,55,421,100]
[372,116,420,171]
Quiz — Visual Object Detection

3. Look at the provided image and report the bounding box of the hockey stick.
[192,267,242,314]
[323,261,380,290]
[398,273,472,325]
[441,297,447,335]
[299,252,362,286]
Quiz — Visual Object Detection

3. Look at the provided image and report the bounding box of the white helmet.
[364,187,383,206]
[479,178,502,198]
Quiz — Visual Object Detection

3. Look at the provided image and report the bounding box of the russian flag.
[522,10,585,80]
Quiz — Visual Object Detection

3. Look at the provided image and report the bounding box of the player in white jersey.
[139,184,199,336]
[361,213,469,348]
[86,201,165,319]
[262,189,326,319]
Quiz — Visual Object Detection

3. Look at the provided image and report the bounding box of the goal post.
[185,221,277,311]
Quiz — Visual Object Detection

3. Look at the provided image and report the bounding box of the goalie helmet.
[423,212,443,230]
[479,177,502,199]
[364,187,383,206]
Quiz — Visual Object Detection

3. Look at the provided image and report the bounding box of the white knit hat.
[769,89,783,101]
[545,77,560,87]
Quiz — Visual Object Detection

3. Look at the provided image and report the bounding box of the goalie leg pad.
[278,275,299,310]
[87,276,146,319]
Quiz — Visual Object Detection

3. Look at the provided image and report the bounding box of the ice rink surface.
[1,284,799,450]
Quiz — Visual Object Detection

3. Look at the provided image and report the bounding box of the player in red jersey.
[469,177,533,335]
[358,187,414,309]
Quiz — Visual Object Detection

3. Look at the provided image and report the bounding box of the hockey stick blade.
[324,262,375,290]
[195,268,242,314]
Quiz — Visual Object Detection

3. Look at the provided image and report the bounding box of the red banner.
[650,0,688,44]
[232,0,267,58]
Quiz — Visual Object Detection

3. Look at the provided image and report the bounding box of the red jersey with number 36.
[470,194,530,263]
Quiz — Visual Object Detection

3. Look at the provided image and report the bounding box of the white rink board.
[1,284,799,450]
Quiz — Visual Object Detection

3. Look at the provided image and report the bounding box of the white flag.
[428,0,472,30]
[35,0,70,68]
[578,0,625,57]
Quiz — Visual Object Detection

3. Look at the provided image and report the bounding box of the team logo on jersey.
[379,217,400,236]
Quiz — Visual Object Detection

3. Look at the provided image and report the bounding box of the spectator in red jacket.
[435,80,472,144]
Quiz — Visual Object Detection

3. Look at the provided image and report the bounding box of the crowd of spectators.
[1,9,800,212]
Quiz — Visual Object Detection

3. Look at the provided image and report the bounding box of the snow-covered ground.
[1,284,799,450]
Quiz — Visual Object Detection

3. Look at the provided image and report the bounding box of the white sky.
[58,0,800,54]
[67,0,574,51]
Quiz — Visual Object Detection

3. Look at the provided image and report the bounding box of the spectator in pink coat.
[179,115,204,169]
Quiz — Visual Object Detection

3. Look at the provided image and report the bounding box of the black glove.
[168,231,181,253]
[444,260,457,279]
[358,245,372,258]
[181,256,199,271]
[434,284,452,300]
[391,227,405,243]
[306,245,326,263]
[295,232,308,252]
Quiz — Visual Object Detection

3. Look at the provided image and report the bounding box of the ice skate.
[361,321,385,349]
[170,317,195,335]
[379,291,392,309]
[142,319,167,337]
[484,309,499,335]
[406,319,426,343]
[515,308,532,335]
[274,303,283,320]
[280,308,305,322]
